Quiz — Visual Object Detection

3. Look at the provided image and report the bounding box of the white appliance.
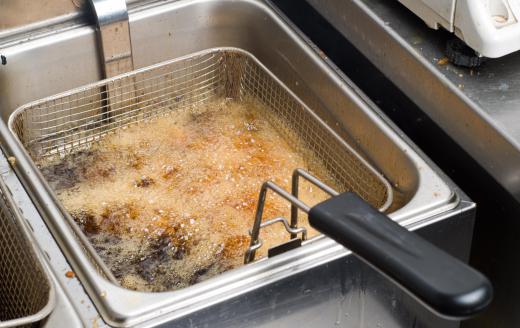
[398,0,520,58]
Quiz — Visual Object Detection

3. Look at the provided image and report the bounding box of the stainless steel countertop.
[307,0,520,202]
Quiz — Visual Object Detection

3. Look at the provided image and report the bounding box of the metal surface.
[0,0,85,32]
[307,0,520,204]
[0,0,466,326]
[88,0,134,78]
[0,0,163,43]
[0,175,55,327]
[290,167,340,236]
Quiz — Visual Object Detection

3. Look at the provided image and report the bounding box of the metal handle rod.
[244,216,307,263]
[246,169,339,264]
[290,168,338,238]
[244,180,310,264]
[88,0,134,78]
[88,0,135,124]
[259,217,308,240]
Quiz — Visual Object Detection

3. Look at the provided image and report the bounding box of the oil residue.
[38,98,334,292]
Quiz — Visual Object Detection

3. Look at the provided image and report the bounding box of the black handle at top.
[308,192,493,319]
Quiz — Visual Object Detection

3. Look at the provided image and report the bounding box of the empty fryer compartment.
[0,177,55,327]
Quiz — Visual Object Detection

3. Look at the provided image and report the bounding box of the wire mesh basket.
[9,48,392,282]
[0,177,55,328]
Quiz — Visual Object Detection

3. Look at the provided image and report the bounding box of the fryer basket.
[9,48,392,279]
[0,177,55,328]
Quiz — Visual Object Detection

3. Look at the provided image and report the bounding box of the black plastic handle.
[308,192,492,319]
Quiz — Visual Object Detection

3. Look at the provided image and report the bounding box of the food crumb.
[437,57,449,65]
[7,156,16,166]
[91,316,99,328]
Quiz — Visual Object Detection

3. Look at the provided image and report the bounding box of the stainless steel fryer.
[0,0,491,326]
[0,177,55,328]
[9,46,490,324]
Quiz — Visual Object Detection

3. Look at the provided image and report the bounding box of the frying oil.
[39,98,334,292]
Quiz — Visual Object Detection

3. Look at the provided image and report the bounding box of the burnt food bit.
[40,150,97,190]
[135,176,155,188]
[137,236,175,283]
[40,160,80,190]
[189,265,214,285]
[71,209,100,235]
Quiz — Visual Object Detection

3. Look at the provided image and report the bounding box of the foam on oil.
[39,98,335,292]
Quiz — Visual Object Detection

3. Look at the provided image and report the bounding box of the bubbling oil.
[39,98,335,292]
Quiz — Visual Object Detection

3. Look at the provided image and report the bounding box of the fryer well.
[0,177,55,328]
